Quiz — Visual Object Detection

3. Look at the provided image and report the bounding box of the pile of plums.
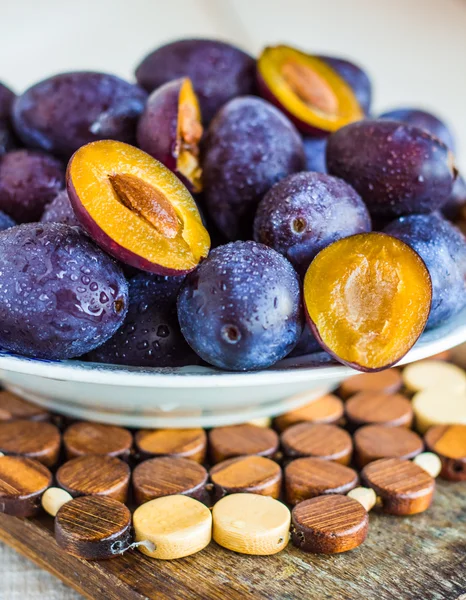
[0,39,465,372]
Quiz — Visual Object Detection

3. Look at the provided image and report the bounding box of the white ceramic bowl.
[1,307,466,428]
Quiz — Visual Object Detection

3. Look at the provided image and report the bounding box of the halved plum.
[304,233,432,372]
[67,140,210,275]
[257,45,363,136]
[137,78,203,192]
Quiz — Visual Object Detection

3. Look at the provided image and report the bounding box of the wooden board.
[0,480,465,600]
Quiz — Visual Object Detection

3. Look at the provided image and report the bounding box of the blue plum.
[0,82,18,156]
[302,136,327,173]
[40,190,80,227]
[442,174,466,221]
[319,56,372,115]
[0,211,15,231]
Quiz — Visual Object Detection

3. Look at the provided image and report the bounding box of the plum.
[384,213,466,328]
[379,108,455,151]
[88,272,200,367]
[254,172,371,276]
[67,140,210,275]
[137,78,203,192]
[304,233,432,371]
[326,120,456,218]
[40,190,80,227]
[287,324,322,358]
[202,96,305,240]
[135,39,256,124]
[0,83,15,118]
[0,150,64,222]
[13,72,147,158]
[318,55,372,115]
[442,174,466,221]
[303,137,327,173]
[0,223,128,360]
[177,241,303,371]
[0,82,19,156]
[257,46,363,136]
[0,211,15,231]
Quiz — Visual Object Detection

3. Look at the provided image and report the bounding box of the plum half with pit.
[304,233,432,372]
[257,45,364,136]
[0,223,128,360]
[13,72,147,158]
[202,96,305,240]
[379,108,455,151]
[254,172,371,277]
[0,150,64,222]
[318,56,372,116]
[88,272,200,367]
[384,213,466,329]
[177,241,303,371]
[326,120,457,218]
[135,39,256,124]
[67,140,210,275]
[40,190,80,227]
[137,78,203,192]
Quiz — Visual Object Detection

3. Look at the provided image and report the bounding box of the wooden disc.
[209,424,279,464]
[0,419,61,467]
[403,360,466,394]
[135,428,207,463]
[345,392,413,429]
[210,455,282,500]
[274,394,344,432]
[354,424,424,467]
[56,455,130,503]
[132,456,208,505]
[64,421,133,460]
[339,369,402,399]
[281,423,353,465]
[285,457,358,505]
[412,387,466,433]
[291,495,368,553]
[361,457,435,515]
[55,495,133,560]
[424,424,466,481]
[0,391,49,422]
[0,455,52,517]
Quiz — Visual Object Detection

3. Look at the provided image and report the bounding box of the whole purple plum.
[177,241,303,371]
[0,223,128,360]
[0,211,15,231]
[303,137,327,173]
[88,273,200,367]
[379,108,455,152]
[202,96,305,240]
[384,213,466,328]
[254,172,371,276]
[13,72,147,158]
[326,120,456,218]
[40,190,80,227]
[0,83,15,118]
[0,150,64,222]
[0,82,19,156]
[135,39,256,123]
[287,324,322,357]
[442,174,466,221]
[318,56,372,115]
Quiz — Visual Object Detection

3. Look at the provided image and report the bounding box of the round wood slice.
[0,455,52,517]
[281,423,353,465]
[274,394,344,432]
[291,495,368,553]
[0,419,61,467]
[285,457,358,505]
[210,455,282,501]
[361,457,435,515]
[345,392,413,429]
[0,391,50,422]
[56,455,130,503]
[424,424,466,481]
[354,424,423,467]
[55,495,133,560]
[64,422,133,460]
[135,428,207,463]
[132,456,208,505]
[209,424,279,464]
[339,370,402,399]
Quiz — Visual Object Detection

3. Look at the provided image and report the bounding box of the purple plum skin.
[287,324,322,358]
[326,119,456,218]
[0,82,15,119]
[384,213,466,329]
[254,172,371,277]
[177,241,303,371]
[303,137,327,173]
[202,96,305,240]
[135,39,256,124]
[0,223,128,360]
[0,82,19,156]
[379,108,455,152]
[442,174,466,221]
[0,150,64,222]
[318,56,372,115]
[88,273,200,367]
[12,72,148,158]
[0,211,15,231]
[40,189,80,227]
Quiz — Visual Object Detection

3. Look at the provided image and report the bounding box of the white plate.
[1,307,465,427]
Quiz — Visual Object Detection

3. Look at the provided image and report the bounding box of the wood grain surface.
[0,420,61,467]
[354,424,424,467]
[273,394,344,431]
[209,455,282,500]
[0,391,50,422]
[281,423,353,464]
[63,422,133,460]
[209,424,279,464]
[345,391,413,429]
[0,456,52,517]
[339,369,402,399]
[135,429,207,463]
